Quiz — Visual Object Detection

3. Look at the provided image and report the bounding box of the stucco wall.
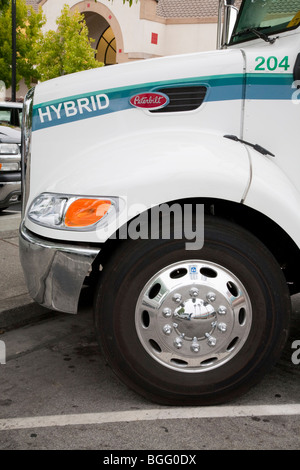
[39,0,218,60]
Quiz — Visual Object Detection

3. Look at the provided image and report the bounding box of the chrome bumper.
[19,222,100,314]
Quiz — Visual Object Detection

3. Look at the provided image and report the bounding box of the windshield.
[230,0,300,45]
[0,106,22,127]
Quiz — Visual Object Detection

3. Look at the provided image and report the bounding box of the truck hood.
[26,48,250,244]
[32,48,244,126]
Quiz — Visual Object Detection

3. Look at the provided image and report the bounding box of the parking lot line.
[0,404,299,431]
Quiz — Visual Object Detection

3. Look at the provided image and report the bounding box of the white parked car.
[0,101,23,128]
[0,102,22,210]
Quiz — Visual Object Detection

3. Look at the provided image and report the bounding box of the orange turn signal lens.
[64,198,112,228]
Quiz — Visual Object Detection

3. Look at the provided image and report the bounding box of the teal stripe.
[246,73,294,100]
[33,73,244,111]
[32,73,294,131]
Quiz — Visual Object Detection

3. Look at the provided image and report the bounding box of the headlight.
[0,143,21,171]
[28,193,119,230]
[0,143,20,155]
[28,194,68,227]
[0,162,20,171]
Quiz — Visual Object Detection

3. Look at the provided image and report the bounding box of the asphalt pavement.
[0,205,50,331]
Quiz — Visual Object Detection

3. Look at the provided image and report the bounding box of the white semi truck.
[20,0,300,405]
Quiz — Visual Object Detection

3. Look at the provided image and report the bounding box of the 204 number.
[255,55,290,71]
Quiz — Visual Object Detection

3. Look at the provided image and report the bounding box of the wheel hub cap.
[174,298,216,340]
[135,260,252,372]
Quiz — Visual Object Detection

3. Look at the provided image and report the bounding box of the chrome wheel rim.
[135,260,252,372]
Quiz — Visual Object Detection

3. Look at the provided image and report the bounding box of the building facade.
[38,0,223,64]
[11,0,234,99]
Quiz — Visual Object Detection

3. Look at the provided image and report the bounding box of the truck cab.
[20,0,300,405]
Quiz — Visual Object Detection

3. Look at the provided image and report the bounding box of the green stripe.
[33,73,245,110]
[33,72,294,110]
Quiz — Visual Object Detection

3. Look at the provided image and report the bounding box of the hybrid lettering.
[38,94,109,123]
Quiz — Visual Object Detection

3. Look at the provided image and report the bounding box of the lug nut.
[172,293,182,303]
[189,287,199,297]
[163,325,172,335]
[162,307,172,318]
[205,333,217,347]
[218,306,227,315]
[191,338,200,353]
[206,292,216,302]
[174,337,183,349]
[217,322,227,333]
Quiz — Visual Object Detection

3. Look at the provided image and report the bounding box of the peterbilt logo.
[129,92,169,110]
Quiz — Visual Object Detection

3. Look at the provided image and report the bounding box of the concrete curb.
[0,294,51,332]
[0,289,94,332]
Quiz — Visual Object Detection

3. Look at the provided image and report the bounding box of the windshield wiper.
[233,27,278,44]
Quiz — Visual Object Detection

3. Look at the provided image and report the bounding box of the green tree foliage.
[0,0,45,89]
[37,5,103,82]
[113,0,136,5]
[105,0,137,5]
[0,0,9,10]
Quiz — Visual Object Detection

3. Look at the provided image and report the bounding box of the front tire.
[94,217,291,405]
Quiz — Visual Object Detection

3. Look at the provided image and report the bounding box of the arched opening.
[72,1,126,64]
[82,12,116,66]
[96,26,116,65]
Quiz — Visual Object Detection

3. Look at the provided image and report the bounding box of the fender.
[25,129,251,243]
[244,148,300,249]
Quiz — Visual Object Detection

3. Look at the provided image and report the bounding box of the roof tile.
[25,0,39,12]
[156,0,241,18]
[157,0,300,19]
